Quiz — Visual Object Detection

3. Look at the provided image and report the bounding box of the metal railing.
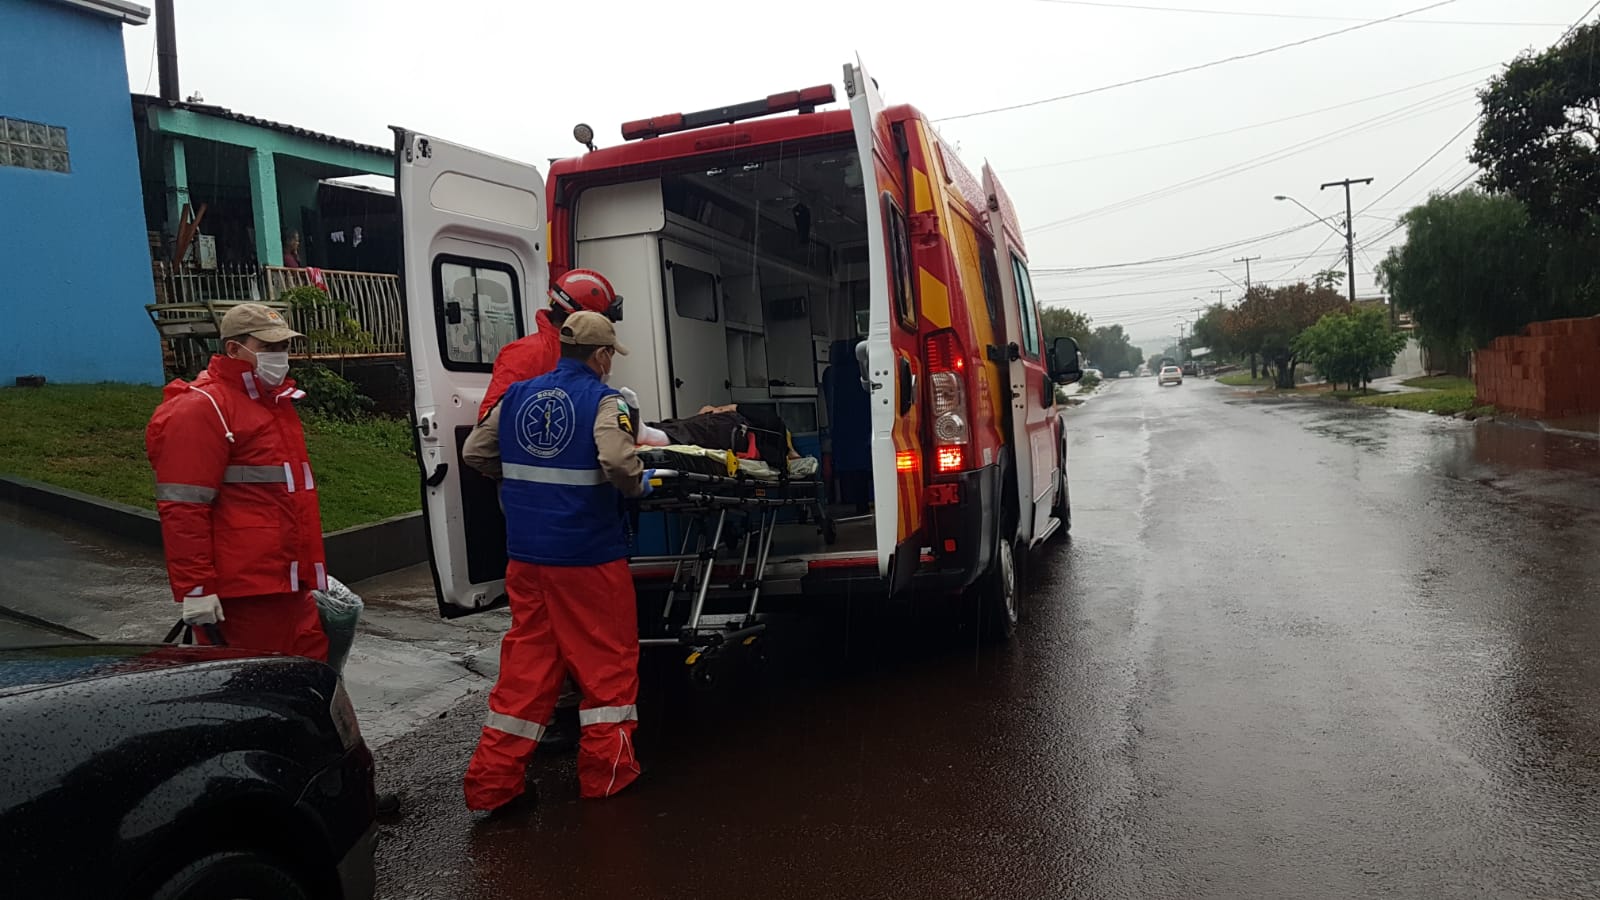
[150,263,405,361]
[262,266,405,355]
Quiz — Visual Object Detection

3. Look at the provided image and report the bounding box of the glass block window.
[0,118,70,173]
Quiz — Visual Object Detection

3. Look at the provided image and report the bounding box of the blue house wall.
[0,0,158,384]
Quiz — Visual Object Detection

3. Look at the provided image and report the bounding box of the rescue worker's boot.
[539,702,580,754]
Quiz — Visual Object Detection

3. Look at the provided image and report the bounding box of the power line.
[1000,65,1495,175]
[936,0,1457,122]
[1025,0,1566,26]
[1024,84,1476,234]
[1031,222,1320,274]
[1356,115,1482,214]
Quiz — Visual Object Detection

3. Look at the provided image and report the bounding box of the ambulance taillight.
[925,331,969,474]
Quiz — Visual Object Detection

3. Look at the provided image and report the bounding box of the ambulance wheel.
[1050,455,1071,537]
[980,538,1020,643]
[151,851,310,900]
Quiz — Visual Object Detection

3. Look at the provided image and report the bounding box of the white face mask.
[248,349,292,386]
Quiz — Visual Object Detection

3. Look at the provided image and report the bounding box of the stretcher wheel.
[686,654,717,691]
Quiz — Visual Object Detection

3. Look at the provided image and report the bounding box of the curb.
[1483,415,1600,442]
[0,475,427,583]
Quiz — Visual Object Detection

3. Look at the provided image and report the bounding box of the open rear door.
[394,129,546,616]
[844,59,902,581]
[982,163,1058,545]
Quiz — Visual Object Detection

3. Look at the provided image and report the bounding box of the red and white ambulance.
[397,60,1083,643]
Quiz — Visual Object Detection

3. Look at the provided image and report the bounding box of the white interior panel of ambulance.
[572,138,877,574]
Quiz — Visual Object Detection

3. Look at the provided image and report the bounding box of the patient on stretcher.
[617,391,813,482]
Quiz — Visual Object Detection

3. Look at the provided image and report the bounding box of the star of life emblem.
[516,388,576,460]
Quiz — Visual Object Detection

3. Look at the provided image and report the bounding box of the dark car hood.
[0,643,268,696]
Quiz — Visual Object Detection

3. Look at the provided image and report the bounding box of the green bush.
[291,362,374,422]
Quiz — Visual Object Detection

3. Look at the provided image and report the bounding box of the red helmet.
[549,268,623,321]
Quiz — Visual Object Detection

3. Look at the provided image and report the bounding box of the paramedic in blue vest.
[459,310,652,808]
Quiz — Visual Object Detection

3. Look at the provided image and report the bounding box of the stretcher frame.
[631,468,831,666]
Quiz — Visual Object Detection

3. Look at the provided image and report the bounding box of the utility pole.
[1210,288,1229,304]
[1233,255,1260,294]
[1320,177,1373,305]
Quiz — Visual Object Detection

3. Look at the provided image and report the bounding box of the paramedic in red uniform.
[145,303,329,661]
[461,311,650,808]
[478,267,624,419]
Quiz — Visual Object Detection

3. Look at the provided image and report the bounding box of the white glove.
[618,386,641,412]
[181,593,225,625]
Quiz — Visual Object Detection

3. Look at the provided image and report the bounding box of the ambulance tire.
[151,851,310,900]
[1050,449,1071,536]
[979,536,1020,643]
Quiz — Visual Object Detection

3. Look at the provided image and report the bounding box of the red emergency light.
[622,84,837,141]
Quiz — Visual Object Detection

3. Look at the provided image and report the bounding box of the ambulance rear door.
[845,58,909,584]
[394,128,546,617]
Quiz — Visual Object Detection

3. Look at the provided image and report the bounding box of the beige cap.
[220,303,304,343]
[560,310,629,355]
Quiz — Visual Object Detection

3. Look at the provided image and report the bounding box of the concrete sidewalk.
[0,500,503,747]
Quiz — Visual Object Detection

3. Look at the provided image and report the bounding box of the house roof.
[48,0,149,24]
[132,94,392,159]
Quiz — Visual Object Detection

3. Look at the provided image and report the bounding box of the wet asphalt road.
[374,377,1600,899]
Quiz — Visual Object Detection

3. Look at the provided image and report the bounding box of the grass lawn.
[1401,375,1476,391]
[0,384,419,532]
[1217,372,1274,387]
[1353,387,1488,417]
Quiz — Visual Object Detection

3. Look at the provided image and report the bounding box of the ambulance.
[396,60,1083,643]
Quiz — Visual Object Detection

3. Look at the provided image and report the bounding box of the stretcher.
[629,463,831,687]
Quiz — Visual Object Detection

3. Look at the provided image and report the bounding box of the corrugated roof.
[132,94,392,159]
[48,0,150,25]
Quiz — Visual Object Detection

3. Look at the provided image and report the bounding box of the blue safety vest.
[498,358,628,566]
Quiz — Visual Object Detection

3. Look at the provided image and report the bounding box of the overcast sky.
[122,0,1588,349]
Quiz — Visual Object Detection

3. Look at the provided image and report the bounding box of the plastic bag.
[312,576,364,674]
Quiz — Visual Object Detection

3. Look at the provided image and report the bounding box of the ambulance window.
[433,257,523,372]
[1011,254,1040,358]
[979,247,1005,334]
[671,264,719,322]
[884,196,916,331]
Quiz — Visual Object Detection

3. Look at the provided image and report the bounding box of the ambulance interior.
[573,139,877,558]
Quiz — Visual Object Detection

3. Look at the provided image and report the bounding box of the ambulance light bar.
[621,84,837,141]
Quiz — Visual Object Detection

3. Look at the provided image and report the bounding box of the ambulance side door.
[395,129,547,617]
[982,164,1057,545]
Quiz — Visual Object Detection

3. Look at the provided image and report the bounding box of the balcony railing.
[150,262,405,365]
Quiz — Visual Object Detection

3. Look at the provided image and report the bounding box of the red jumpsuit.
[146,355,329,661]
[478,308,559,420]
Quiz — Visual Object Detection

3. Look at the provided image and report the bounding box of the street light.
[1273,195,1345,240]
[1209,268,1246,292]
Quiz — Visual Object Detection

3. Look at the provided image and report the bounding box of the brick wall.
[1474,316,1600,419]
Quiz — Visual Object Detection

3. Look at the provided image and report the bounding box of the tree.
[1224,283,1348,389]
[1293,306,1408,391]
[1471,22,1600,231]
[1039,305,1092,349]
[1084,323,1142,375]
[1375,190,1598,362]
[1190,303,1234,359]
[1312,268,1345,293]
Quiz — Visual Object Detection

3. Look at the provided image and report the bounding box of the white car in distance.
[1159,365,1184,386]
